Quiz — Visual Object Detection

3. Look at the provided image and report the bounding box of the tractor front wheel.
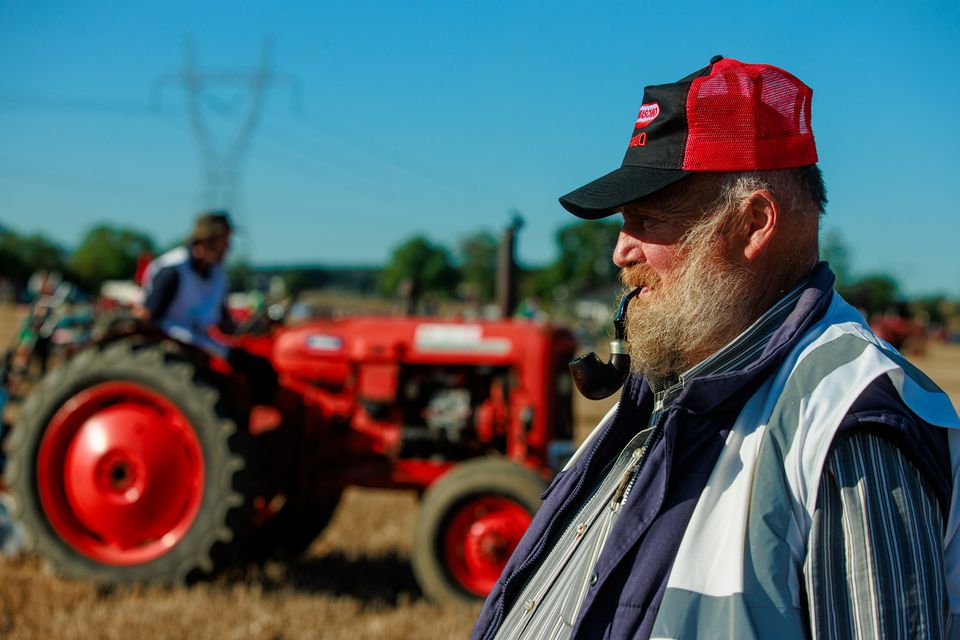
[412,458,545,604]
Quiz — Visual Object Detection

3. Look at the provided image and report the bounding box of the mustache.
[619,264,663,290]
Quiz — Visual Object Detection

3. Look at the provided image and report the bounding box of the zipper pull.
[610,448,643,511]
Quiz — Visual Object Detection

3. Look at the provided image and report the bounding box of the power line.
[153,36,300,262]
[259,112,512,203]
[0,93,176,118]
[0,160,188,199]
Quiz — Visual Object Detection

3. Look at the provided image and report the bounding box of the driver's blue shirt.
[142,246,229,357]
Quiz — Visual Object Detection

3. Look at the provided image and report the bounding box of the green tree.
[281,269,314,297]
[69,225,154,293]
[0,229,30,283]
[820,229,852,291]
[379,236,459,300]
[226,260,253,292]
[912,295,949,326]
[820,230,905,317]
[535,220,620,300]
[843,273,900,317]
[458,231,499,303]
[0,229,68,284]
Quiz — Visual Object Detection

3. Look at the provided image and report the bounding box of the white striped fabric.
[805,432,949,638]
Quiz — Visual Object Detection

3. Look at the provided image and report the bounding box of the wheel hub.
[465,513,514,566]
[95,450,142,497]
[107,459,135,492]
[38,382,206,565]
[444,497,532,596]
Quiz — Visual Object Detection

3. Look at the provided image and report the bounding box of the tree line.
[0,219,624,308]
[0,220,950,321]
[378,220,624,308]
[1,224,153,297]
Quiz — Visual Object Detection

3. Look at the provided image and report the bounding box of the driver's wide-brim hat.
[188,211,234,243]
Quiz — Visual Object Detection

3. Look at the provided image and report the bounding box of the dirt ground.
[0,489,479,640]
[2,305,959,639]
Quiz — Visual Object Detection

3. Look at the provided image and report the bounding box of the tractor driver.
[142,211,277,402]
[142,211,235,358]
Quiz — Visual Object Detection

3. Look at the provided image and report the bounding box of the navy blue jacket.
[472,264,950,640]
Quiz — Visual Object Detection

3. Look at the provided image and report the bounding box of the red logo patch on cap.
[635,103,660,129]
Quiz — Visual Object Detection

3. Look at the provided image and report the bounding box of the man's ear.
[741,189,779,261]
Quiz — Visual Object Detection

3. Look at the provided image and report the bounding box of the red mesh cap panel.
[682,59,817,171]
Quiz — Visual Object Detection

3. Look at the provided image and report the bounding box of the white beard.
[621,241,759,380]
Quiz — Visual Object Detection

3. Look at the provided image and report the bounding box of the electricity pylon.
[154,36,298,257]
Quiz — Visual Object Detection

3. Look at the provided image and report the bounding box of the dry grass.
[2,303,960,639]
[0,305,23,347]
[0,490,481,640]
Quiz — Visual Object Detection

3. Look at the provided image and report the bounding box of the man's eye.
[622,213,666,235]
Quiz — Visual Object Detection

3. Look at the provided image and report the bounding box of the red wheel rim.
[37,381,205,565]
[443,496,532,596]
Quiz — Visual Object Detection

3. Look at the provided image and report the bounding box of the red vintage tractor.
[4,310,577,603]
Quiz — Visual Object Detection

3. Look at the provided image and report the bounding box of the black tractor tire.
[412,457,546,604]
[4,340,252,584]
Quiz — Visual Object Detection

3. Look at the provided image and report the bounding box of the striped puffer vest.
[649,293,960,639]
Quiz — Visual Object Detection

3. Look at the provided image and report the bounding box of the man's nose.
[612,230,643,268]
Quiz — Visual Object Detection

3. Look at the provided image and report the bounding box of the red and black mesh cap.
[559,55,818,219]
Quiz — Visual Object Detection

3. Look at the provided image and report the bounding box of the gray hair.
[674,165,826,272]
[710,165,827,220]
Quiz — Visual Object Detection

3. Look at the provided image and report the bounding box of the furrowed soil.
[2,305,959,639]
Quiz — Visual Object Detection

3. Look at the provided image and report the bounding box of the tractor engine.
[272,316,577,471]
[396,365,507,459]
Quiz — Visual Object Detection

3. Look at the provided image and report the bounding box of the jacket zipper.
[486,392,630,640]
[563,420,664,637]
[612,419,664,513]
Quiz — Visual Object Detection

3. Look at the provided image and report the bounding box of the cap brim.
[559,166,693,219]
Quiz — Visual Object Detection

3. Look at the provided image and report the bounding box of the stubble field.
[1,305,958,639]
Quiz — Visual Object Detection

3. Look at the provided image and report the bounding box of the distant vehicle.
[4,305,577,604]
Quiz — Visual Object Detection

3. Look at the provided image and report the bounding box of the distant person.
[142,211,235,357]
[142,211,276,401]
[25,269,47,302]
[25,269,61,302]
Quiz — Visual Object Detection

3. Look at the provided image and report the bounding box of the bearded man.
[473,56,960,639]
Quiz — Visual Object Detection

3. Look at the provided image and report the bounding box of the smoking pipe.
[568,288,641,400]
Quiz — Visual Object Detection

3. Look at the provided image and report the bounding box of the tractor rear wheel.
[412,458,545,604]
[4,341,251,584]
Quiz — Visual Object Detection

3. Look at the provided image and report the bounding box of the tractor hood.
[272,317,574,387]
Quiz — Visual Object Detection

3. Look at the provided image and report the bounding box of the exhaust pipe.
[496,214,523,318]
[569,288,640,400]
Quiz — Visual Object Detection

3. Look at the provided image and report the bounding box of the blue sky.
[1,1,958,296]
